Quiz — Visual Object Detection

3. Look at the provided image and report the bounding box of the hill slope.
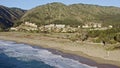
[21,2,120,27]
[0,5,26,29]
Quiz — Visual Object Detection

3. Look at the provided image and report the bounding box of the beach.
[1,40,97,68]
[0,32,120,67]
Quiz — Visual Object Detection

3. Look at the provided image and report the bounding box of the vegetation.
[0,5,26,30]
[105,44,120,50]
[0,2,120,50]
[114,34,120,42]
[67,29,88,42]
[88,28,120,45]
[21,2,120,27]
[65,28,120,50]
[52,18,82,27]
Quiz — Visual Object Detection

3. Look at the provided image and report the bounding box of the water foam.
[0,40,97,68]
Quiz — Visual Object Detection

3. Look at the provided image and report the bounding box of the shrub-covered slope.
[21,2,120,26]
[0,5,26,29]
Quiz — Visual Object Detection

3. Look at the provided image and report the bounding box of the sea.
[0,40,97,68]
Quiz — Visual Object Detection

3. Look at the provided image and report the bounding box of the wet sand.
[33,46,119,68]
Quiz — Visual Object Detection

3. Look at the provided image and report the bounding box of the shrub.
[114,34,120,42]
[93,38,101,43]
[69,36,78,42]
[88,30,101,38]
[105,44,120,50]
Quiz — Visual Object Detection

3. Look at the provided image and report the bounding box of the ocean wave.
[0,40,97,68]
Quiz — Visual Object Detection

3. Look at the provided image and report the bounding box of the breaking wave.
[0,40,97,68]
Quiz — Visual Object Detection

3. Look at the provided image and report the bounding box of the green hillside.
[0,5,26,30]
[21,2,120,27]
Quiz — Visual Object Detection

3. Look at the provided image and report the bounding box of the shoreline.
[32,45,119,68]
[0,39,119,68]
[0,40,119,68]
[0,32,120,67]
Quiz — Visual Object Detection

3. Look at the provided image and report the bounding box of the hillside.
[0,5,26,30]
[21,2,120,27]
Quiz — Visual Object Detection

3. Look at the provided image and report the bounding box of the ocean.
[0,40,97,68]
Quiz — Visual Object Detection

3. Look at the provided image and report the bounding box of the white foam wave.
[0,40,97,68]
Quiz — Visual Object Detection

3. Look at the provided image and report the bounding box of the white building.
[55,24,65,28]
[82,22,102,28]
[44,24,65,29]
[78,26,81,28]
[82,25,89,28]
[10,27,18,31]
[45,24,55,28]
[25,22,37,28]
[108,25,113,28]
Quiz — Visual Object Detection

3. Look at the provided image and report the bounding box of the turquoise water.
[0,40,97,68]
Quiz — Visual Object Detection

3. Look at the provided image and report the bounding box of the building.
[82,22,102,28]
[10,27,18,31]
[55,24,65,28]
[108,25,113,28]
[44,24,65,28]
[25,22,37,28]
[44,24,55,28]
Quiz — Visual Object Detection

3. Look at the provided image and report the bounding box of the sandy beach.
[0,32,120,67]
